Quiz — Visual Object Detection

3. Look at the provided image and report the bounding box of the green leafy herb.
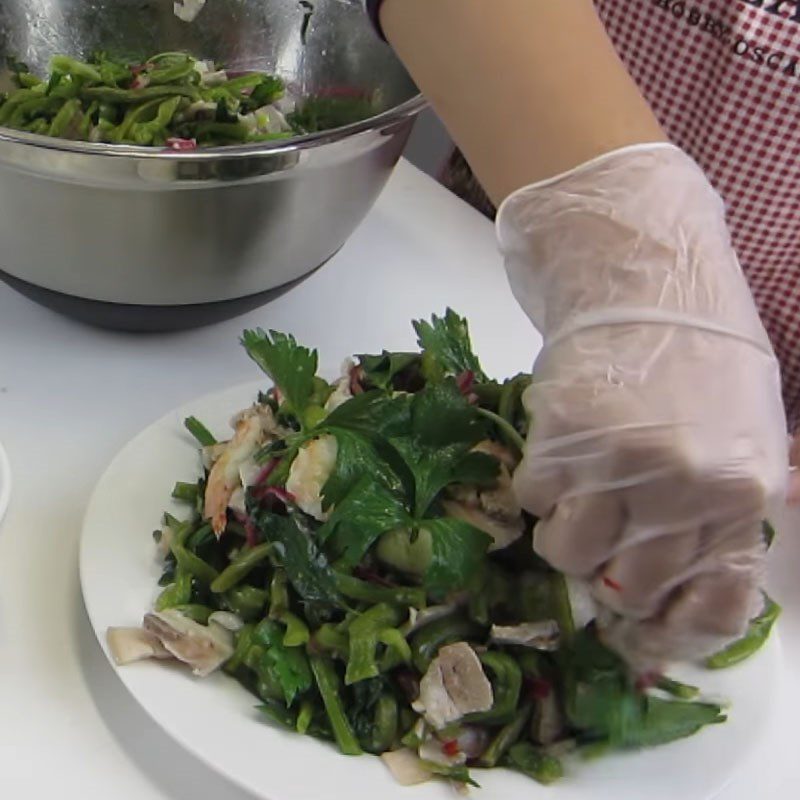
[410,380,487,447]
[323,390,412,438]
[421,517,491,593]
[251,511,342,608]
[413,309,487,380]
[392,440,474,518]
[319,428,405,510]
[564,629,725,750]
[242,74,285,111]
[357,351,420,391]
[253,619,313,706]
[615,696,726,748]
[288,94,378,134]
[241,329,318,424]
[319,475,410,569]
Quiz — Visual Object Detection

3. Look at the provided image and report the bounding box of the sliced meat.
[142,609,234,677]
[380,749,434,786]
[413,642,493,730]
[490,621,560,651]
[106,627,171,666]
[443,440,524,551]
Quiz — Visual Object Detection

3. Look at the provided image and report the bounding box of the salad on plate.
[106,310,779,790]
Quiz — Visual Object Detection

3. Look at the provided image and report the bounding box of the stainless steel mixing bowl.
[0,0,423,330]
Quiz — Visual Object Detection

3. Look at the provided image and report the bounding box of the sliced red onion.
[165,137,198,151]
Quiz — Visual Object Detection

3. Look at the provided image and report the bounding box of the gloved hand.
[498,144,789,667]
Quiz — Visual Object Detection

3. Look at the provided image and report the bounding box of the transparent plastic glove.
[497,144,788,667]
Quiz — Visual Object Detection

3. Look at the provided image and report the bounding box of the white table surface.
[0,160,797,799]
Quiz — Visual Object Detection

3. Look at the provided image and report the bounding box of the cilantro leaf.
[253,619,313,706]
[250,510,342,608]
[422,517,491,593]
[319,475,410,569]
[241,329,318,421]
[413,309,487,380]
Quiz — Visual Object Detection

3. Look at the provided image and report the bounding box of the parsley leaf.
[321,392,414,507]
[411,379,488,447]
[617,696,726,748]
[323,390,411,437]
[250,510,342,608]
[319,475,410,569]
[241,329,318,422]
[390,439,466,517]
[388,381,492,516]
[320,428,407,510]
[448,450,501,487]
[253,619,313,706]
[421,517,491,593]
[357,351,421,391]
[564,629,725,749]
[413,309,487,380]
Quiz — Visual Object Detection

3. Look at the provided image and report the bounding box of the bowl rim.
[0,94,426,160]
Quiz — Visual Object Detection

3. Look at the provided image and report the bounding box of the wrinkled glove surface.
[498,144,788,666]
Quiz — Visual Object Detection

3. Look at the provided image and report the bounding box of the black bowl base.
[0,268,320,333]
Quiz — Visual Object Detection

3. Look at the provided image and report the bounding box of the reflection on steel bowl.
[0,0,423,331]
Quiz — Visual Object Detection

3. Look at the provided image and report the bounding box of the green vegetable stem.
[211,543,274,593]
[706,594,781,669]
[310,655,363,756]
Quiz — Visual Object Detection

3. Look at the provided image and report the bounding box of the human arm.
[378,0,666,201]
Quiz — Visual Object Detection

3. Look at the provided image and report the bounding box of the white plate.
[0,439,10,524]
[80,380,781,800]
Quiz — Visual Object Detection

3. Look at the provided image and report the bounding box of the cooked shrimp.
[203,411,264,536]
[285,434,338,521]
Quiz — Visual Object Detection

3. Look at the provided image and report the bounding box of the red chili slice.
[442,740,460,757]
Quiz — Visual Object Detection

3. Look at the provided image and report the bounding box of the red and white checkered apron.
[595,0,800,431]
